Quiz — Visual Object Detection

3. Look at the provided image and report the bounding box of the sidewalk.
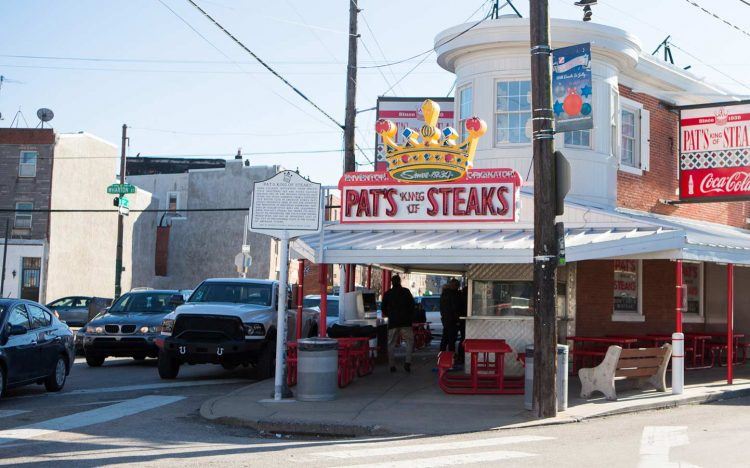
[200,350,750,437]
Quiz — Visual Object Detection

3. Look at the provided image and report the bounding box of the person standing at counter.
[439,278,461,352]
[382,274,415,373]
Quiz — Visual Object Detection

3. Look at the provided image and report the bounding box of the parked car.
[416,295,442,337]
[303,294,340,330]
[157,279,318,380]
[81,290,185,367]
[46,296,112,327]
[0,299,75,398]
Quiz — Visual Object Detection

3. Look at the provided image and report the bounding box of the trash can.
[524,344,569,411]
[296,337,339,402]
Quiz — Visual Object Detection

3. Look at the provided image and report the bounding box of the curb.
[200,384,750,437]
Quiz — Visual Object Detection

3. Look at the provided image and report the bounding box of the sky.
[1,0,749,186]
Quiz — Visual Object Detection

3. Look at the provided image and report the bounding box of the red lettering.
[438,188,452,216]
[496,186,510,215]
[356,189,370,217]
[369,188,383,215]
[481,187,496,215]
[452,187,466,216]
[426,188,439,216]
[465,187,480,215]
[384,188,398,216]
[345,190,359,217]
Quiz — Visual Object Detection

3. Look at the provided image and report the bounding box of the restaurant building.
[292,17,750,383]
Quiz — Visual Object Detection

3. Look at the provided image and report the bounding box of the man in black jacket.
[439,278,461,352]
[381,274,415,372]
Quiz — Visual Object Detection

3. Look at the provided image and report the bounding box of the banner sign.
[679,102,750,202]
[552,43,593,132]
[375,97,454,171]
[338,169,521,224]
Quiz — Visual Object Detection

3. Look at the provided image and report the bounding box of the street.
[0,356,747,467]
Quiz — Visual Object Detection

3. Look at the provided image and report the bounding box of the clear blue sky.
[1,0,749,186]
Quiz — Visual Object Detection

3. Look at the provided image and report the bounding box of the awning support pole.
[672,260,684,395]
[319,264,328,338]
[728,263,734,385]
[367,265,372,289]
[676,260,683,333]
[349,264,356,292]
[296,259,304,340]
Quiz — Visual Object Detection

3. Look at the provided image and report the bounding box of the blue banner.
[552,43,593,132]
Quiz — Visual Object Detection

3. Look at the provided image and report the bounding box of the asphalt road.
[0,357,748,467]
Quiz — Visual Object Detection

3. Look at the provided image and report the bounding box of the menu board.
[614,260,638,313]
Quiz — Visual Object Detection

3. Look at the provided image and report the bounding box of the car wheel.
[157,352,180,379]
[133,354,147,361]
[85,351,106,367]
[44,356,67,392]
[0,366,5,399]
[255,340,276,380]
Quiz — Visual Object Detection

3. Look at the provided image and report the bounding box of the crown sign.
[375,99,487,183]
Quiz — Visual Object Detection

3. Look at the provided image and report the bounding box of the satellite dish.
[37,108,54,127]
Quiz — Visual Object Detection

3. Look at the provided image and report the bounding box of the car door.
[70,297,90,326]
[27,304,58,377]
[3,304,36,384]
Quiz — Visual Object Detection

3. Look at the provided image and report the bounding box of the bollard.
[524,346,534,410]
[672,332,684,395]
[557,344,569,411]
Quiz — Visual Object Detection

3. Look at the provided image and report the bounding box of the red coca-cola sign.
[679,102,750,202]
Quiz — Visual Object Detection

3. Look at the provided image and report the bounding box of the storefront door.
[20,257,41,301]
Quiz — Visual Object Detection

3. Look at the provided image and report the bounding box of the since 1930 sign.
[679,101,750,202]
[338,169,521,224]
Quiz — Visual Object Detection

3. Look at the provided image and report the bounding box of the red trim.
[378,110,454,119]
[296,259,304,340]
[319,264,328,338]
[676,260,683,334]
[681,112,750,127]
[728,263,734,384]
[339,169,522,188]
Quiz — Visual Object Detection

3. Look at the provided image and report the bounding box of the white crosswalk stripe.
[0,395,185,445]
[8,378,247,399]
[339,450,536,468]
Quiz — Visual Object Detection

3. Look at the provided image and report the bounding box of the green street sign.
[107,183,136,195]
[118,196,130,208]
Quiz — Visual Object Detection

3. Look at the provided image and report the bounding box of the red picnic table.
[567,336,638,372]
[437,338,522,395]
[698,333,746,367]
[286,337,374,389]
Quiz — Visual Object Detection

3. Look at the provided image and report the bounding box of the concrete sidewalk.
[200,350,750,436]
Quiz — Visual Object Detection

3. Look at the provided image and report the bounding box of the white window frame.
[618,97,650,175]
[19,151,38,178]
[457,83,473,142]
[494,79,533,147]
[564,129,593,149]
[682,262,704,324]
[14,202,33,229]
[612,259,645,322]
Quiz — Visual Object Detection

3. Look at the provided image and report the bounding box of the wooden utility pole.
[529,0,558,418]
[0,219,9,297]
[114,124,127,299]
[343,0,359,173]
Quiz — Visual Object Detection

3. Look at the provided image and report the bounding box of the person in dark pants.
[381,274,415,372]
[439,278,461,352]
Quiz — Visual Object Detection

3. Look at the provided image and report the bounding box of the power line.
[16,148,376,160]
[129,126,341,136]
[670,42,750,91]
[739,0,750,7]
[682,0,750,40]
[0,54,417,66]
[184,0,344,129]
[359,8,403,95]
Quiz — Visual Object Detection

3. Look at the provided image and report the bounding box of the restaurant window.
[682,262,704,323]
[495,80,532,145]
[166,191,184,218]
[472,280,533,317]
[15,202,33,229]
[612,259,644,321]
[19,151,38,177]
[618,97,650,174]
[564,129,592,148]
[457,85,473,142]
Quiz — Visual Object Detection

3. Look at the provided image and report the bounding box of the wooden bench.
[579,344,672,401]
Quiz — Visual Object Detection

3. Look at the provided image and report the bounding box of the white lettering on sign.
[251,171,321,232]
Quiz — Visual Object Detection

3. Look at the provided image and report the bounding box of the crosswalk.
[306,435,554,467]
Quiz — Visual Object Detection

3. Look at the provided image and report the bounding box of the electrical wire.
[129,126,341,136]
[184,0,344,129]
[359,6,404,95]
[682,0,750,40]
[22,148,376,160]
[0,54,401,66]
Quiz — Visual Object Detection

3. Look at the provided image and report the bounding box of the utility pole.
[529,0,558,418]
[114,124,127,299]
[0,219,9,297]
[343,0,359,173]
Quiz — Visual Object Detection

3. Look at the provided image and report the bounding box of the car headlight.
[161,319,175,336]
[86,325,104,334]
[139,325,161,334]
[243,323,265,337]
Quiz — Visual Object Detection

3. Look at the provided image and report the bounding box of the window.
[188,282,273,306]
[49,297,75,308]
[613,260,644,321]
[471,280,534,317]
[14,202,33,229]
[564,129,592,148]
[682,263,704,323]
[27,305,52,328]
[457,85,473,141]
[8,305,30,330]
[19,151,38,177]
[495,80,532,145]
[618,97,650,174]
[108,292,178,314]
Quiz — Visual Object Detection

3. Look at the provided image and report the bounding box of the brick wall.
[616,86,750,227]
[576,259,711,336]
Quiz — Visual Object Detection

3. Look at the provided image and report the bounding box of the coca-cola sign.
[679,101,750,201]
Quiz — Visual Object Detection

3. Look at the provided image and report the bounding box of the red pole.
[675,260,683,333]
[367,265,372,289]
[727,263,734,384]
[296,259,304,340]
[319,264,328,338]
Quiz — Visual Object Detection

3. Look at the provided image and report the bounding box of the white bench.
[579,344,672,401]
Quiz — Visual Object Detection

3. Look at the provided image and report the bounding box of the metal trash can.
[524,344,569,411]
[297,337,339,402]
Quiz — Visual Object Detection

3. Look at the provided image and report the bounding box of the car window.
[8,305,31,330]
[189,282,273,306]
[50,297,74,308]
[303,298,320,308]
[327,300,340,317]
[420,297,440,312]
[74,298,90,307]
[27,305,52,328]
[109,292,178,314]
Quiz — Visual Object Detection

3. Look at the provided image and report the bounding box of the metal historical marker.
[249,170,322,402]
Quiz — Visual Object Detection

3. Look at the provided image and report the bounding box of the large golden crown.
[375,99,486,183]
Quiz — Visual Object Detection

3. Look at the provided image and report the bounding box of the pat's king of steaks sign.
[339,99,521,224]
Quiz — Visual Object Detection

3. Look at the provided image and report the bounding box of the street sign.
[118,205,130,216]
[250,170,322,239]
[118,197,129,208]
[241,244,251,255]
[107,183,136,195]
[235,252,252,272]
